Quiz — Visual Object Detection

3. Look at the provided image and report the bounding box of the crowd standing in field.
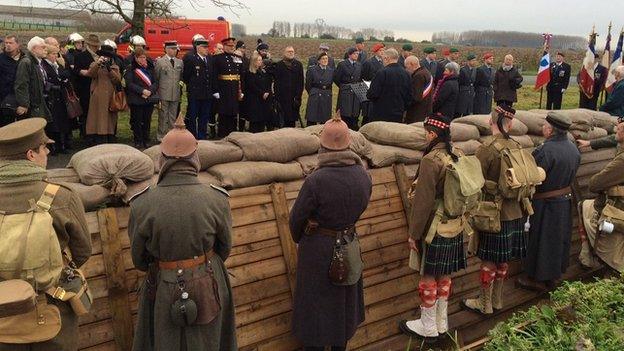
[1,31,624,351]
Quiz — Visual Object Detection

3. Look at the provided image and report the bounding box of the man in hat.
[274,46,304,128]
[256,39,274,75]
[307,43,335,69]
[362,43,385,81]
[579,53,608,110]
[333,47,363,130]
[355,37,367,63]
[420,47,438,82]
[456,53,479,117]
[546,52,571,110]
[398,43,413,67]
[73,34,100,136]
[0,118,91,351]
[128,115,237,351]
[155,40,183,141]
[404,55,433,123]
[366,48,411,123]
[182,38,215,140]
[436,48,459,82]
[518,112,580,291]
[473,52,495,114]
[212,37,244,137]
[0,34,24,127]
[14,36,50,120]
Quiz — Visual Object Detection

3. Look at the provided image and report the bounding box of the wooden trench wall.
[76,147,614,351]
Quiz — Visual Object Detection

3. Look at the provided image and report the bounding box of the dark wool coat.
[473,64,494,114]
[304,65,334,123]
[525,133,580,281]
[243,69,273,123]
[333,59,363,118]
[547,62,571,92]
[405,66,433,123]
[493,66,523,103]
[456,65,477,117]
[307,55,336,69]
[600,79,624,117]
[41,60,72,134]
[72,49,95,97]
[0,51,23,102]
[129,170,237,351]
[432,74,459,118]
[124,60,159,106]
[14,52,51,118]
[289,161,372,347]
[361,56,384,81]
[273,59,304,123]
[366,62,411,123]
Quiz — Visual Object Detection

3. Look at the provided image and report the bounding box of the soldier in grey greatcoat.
[155,41,184,141]
[473,53,495,114]
[456,54,479,117]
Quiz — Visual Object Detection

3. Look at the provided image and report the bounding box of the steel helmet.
[68,33,84,43]
[192,34,205,43]
[130,35,146,46]
[103,39,117,50]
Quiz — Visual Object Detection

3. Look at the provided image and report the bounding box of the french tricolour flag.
[606,31,623,93]
[534,33,552,91]
[579,31,597,99]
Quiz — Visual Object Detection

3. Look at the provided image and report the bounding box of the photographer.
[84,44,121,145]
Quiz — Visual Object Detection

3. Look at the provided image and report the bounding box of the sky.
[4,0,622,44]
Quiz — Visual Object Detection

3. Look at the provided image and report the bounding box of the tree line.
[431,30,586,50]
[270,19,394,40]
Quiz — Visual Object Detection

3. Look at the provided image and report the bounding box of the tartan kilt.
[423,234,467,276]
[477,217,528,263]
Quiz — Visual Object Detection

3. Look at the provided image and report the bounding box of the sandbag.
[144,141,244,172]
[360,122,428,150]
[46,168,80,183]
[68,144,154,196]
[570,127,609,140]
[296,154,319,175]
[527,109,549,118]
[58,182,110,211]
[227,129,320,163]
[528,135,546,146]
[453,114,529,136]
[570,122,593,132]
[514,111,546,135]
[453,140,482,155]
[591,112,618,134]
[208,161,304,189]
[305,125,373,159]
[480,135,534,148]
[366,142,423,168]
[143,145,161,173]
[412,122,481,142]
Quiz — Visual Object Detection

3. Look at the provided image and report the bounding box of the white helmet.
[68,32,84,43]
[130,35,146,46]
[192,34,205,43]
[103,39,117,50]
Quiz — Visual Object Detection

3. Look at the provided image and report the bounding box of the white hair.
[445,61,460,75]
[384,48,399,60]
[27,36,45,52]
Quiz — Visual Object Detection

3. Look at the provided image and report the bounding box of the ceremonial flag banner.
[606,30,624,92]
[579,30,597,99]
[534,33,552,90]
[601,26,612,72]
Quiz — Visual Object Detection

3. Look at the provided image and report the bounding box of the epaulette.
[128,185,151,202]
[210,184,230,197]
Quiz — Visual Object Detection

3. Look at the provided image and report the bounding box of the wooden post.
[98,207,134,351]
[538,87,544,109]
[269,183,299,298]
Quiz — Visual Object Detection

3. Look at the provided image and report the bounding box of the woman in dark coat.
[42,44,73,153]
[304,53,334,125]
[124,47,159,148]
[243,51,273,133]
[432,62,460,119]
[289,116,372,350]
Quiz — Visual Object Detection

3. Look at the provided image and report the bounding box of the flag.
[602,25,612,70]
[606,30,624,92]
[534,33,552,90]
[579,30,597,99]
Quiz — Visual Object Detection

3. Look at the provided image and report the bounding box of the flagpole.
[539,87,544,109]
[600,22,613,106]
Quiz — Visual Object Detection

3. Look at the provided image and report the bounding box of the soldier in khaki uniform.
[0,118,91,351]
[155,41,184,141]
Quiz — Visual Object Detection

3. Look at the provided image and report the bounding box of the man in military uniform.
[518,112,580,291]
[456,53,479,117]
[398,43,413,67]
[129,115,237,351]
[473,52,495,114]
[307,43,335,69]
[0,118,91,351]
[420,47,438,82]
[362,43,385,82]
[183,38,214,140]
[212,37,244,138]
[155,41,184,141]
[546,52,571,110]
[333,47,363,130]
[579,53,608,110]
[355,38,367,63]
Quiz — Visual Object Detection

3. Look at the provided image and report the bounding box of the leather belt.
[158,250,214,270]
[533,186,572,200]
[218,74,240,81]
[304,220,355,237]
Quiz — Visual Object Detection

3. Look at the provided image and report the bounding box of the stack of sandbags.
[453,114,529,136]
[591,111,618,134]
[144,140,244,173]
[47,168,80,183]
[359,122,427,167]
[68,144,154,197]
[514,110,547,146]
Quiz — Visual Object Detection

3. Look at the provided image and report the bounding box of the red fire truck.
[114,18,231,58]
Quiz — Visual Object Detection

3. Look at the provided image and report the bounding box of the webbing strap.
[36,184,60,212]
[424,200,445,244]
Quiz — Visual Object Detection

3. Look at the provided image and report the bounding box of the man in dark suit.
[473,52,495,114]
[546,52,571,110]
[420,47,438,81]
[366,48,411,123]
[307,43,335,69]
[274,46,305,128]
[333,47,363,129]
[579,54,608,110]
[182,38,214,140]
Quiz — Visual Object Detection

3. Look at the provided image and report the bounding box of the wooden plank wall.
[75,148,615,350]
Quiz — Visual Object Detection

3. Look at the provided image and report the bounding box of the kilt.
[477,217,527,263]
[423,234,467,276]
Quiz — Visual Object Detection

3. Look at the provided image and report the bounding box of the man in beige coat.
[155,41,183,141]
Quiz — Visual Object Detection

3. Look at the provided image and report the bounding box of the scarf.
[86,47,98,60]
[0,160,48,184]
[158,152,201,184]
[502,64,513,72]
[317,148,363,168]
[432,74,452,103]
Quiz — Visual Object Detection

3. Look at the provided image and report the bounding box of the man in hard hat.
[64,32,84,71]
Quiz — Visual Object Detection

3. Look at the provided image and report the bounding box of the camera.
[599,220,615,234]
[99,57,112,71]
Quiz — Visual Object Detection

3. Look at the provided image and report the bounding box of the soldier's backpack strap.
[210,184,230,197]
[36,184,60,212]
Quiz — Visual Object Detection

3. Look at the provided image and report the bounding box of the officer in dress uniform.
[212,37,244,138]
[182,38,214,140]
[456,54,479,117]
[546,52,571,110]
[155,41,184,141]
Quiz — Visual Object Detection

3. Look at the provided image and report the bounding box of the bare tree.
[49,0,248,36]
